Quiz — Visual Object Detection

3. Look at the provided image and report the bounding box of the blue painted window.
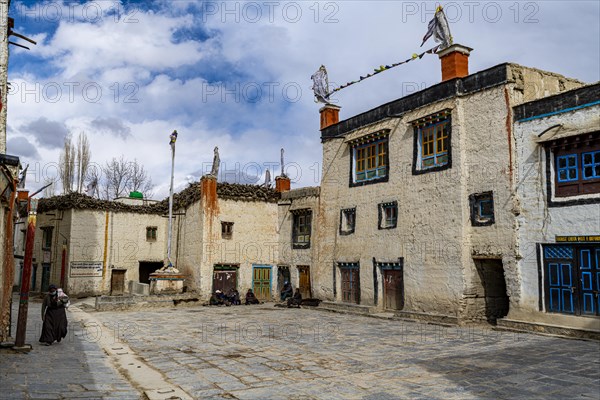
[419,120,449,169]
[470,192,494,226]
[556,154,578,182]
[582,151,600,180]
[353,139,387,183]
[479,199,493,219]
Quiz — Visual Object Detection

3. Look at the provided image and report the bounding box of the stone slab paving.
[2,300,599,399]
[0,297,142,400]
[91,304,599,400]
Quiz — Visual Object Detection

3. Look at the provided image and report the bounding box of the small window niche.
[221,222,234,239]
[340,208,356,235]
[378,201,398,230]
[146,226,157,241]
[470,192,495,226]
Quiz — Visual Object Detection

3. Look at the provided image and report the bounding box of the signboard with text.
[555,236,600,243]
[70,261,103,277]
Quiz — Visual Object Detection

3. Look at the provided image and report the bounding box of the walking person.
[39,284,68,346]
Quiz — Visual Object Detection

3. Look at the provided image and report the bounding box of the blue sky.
[6,0,600,198]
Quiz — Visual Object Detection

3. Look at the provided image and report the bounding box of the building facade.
[507,83,600,332]
[24,47,599,335]
[314,46,587,325]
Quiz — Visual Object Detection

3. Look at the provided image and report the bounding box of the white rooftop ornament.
[420,6,453,50]
[311,65,331,104]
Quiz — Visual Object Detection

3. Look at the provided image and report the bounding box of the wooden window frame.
[378,201,397,230]
[412,111,452,175]
[146,226,157,242]
[292,210,312,249]
[339,208,356,235]
[469,191,495,226]
[350,135,389,187]
[41,227,53,250]
[548,135,600,200]
[221,222,234,239]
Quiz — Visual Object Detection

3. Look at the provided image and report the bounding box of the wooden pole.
[14,198,37,349]
[167,131,176,267]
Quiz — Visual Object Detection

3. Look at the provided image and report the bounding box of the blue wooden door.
[579,248,600,316]
[547,262,575,314]
[544,245,600,316]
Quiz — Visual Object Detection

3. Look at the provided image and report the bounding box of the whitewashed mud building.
[21,45,599,336]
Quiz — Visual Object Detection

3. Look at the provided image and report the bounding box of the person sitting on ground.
[209,291,222,306]
[280,281,293,302]
[216,290,231,306]
[287,288,302,308]
[245,289,260,305]
[227,288,241,305]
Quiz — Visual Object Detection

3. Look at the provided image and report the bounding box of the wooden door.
[341,268,359,304]
[41,264,51,292]
[253,266,271,300]
[298,266,312,299]
[111,269,126,295]
[213,270,237,293]
[579,247,600,316]
[384,269,404,310]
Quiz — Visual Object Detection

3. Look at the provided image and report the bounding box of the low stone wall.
[129,281,150,296]
[94,293,202,312]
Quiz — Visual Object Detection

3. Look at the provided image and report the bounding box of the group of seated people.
[209,288,260,306]
[208,282,302,307]
[280,281,302,308]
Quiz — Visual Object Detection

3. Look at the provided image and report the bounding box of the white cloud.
[6,1,599,200]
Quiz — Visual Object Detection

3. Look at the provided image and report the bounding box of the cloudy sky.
[6,0,600,199]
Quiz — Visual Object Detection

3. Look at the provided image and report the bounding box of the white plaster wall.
[316,99,466,314]
[513,104,600,329]
[278,192,320,291]
[173,197,203,291]
[198,197,279,300]
[34,209,168,297]
[314,64,584,318]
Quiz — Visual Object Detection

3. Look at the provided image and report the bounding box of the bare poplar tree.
[75,132,91,193]
[129,159,154,198]
[80,156,155,200]
[104,156,132,199]
[59,134,75,193]
[85,163,102,199]
[42,177,55,198]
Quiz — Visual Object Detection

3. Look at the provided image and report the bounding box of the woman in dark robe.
[287,288,302,308]
[245,289,260,305]
[39,284,68,345]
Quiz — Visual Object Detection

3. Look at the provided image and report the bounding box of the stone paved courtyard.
[1,299,599,399]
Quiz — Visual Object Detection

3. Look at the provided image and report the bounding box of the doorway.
[383,269,404,310]
[277,265,291,295]
[340,265,360,304]
[41,263,51,292]
[473,259,509,323]
[298,265,312,299]
[139,261,163,284]
[213,265,238,294]
[252,265,272,300]
[543,244,600,316]
[111,269,127,295]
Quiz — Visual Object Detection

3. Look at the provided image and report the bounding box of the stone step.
[496,318,600,341]
[318,301,376,315]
